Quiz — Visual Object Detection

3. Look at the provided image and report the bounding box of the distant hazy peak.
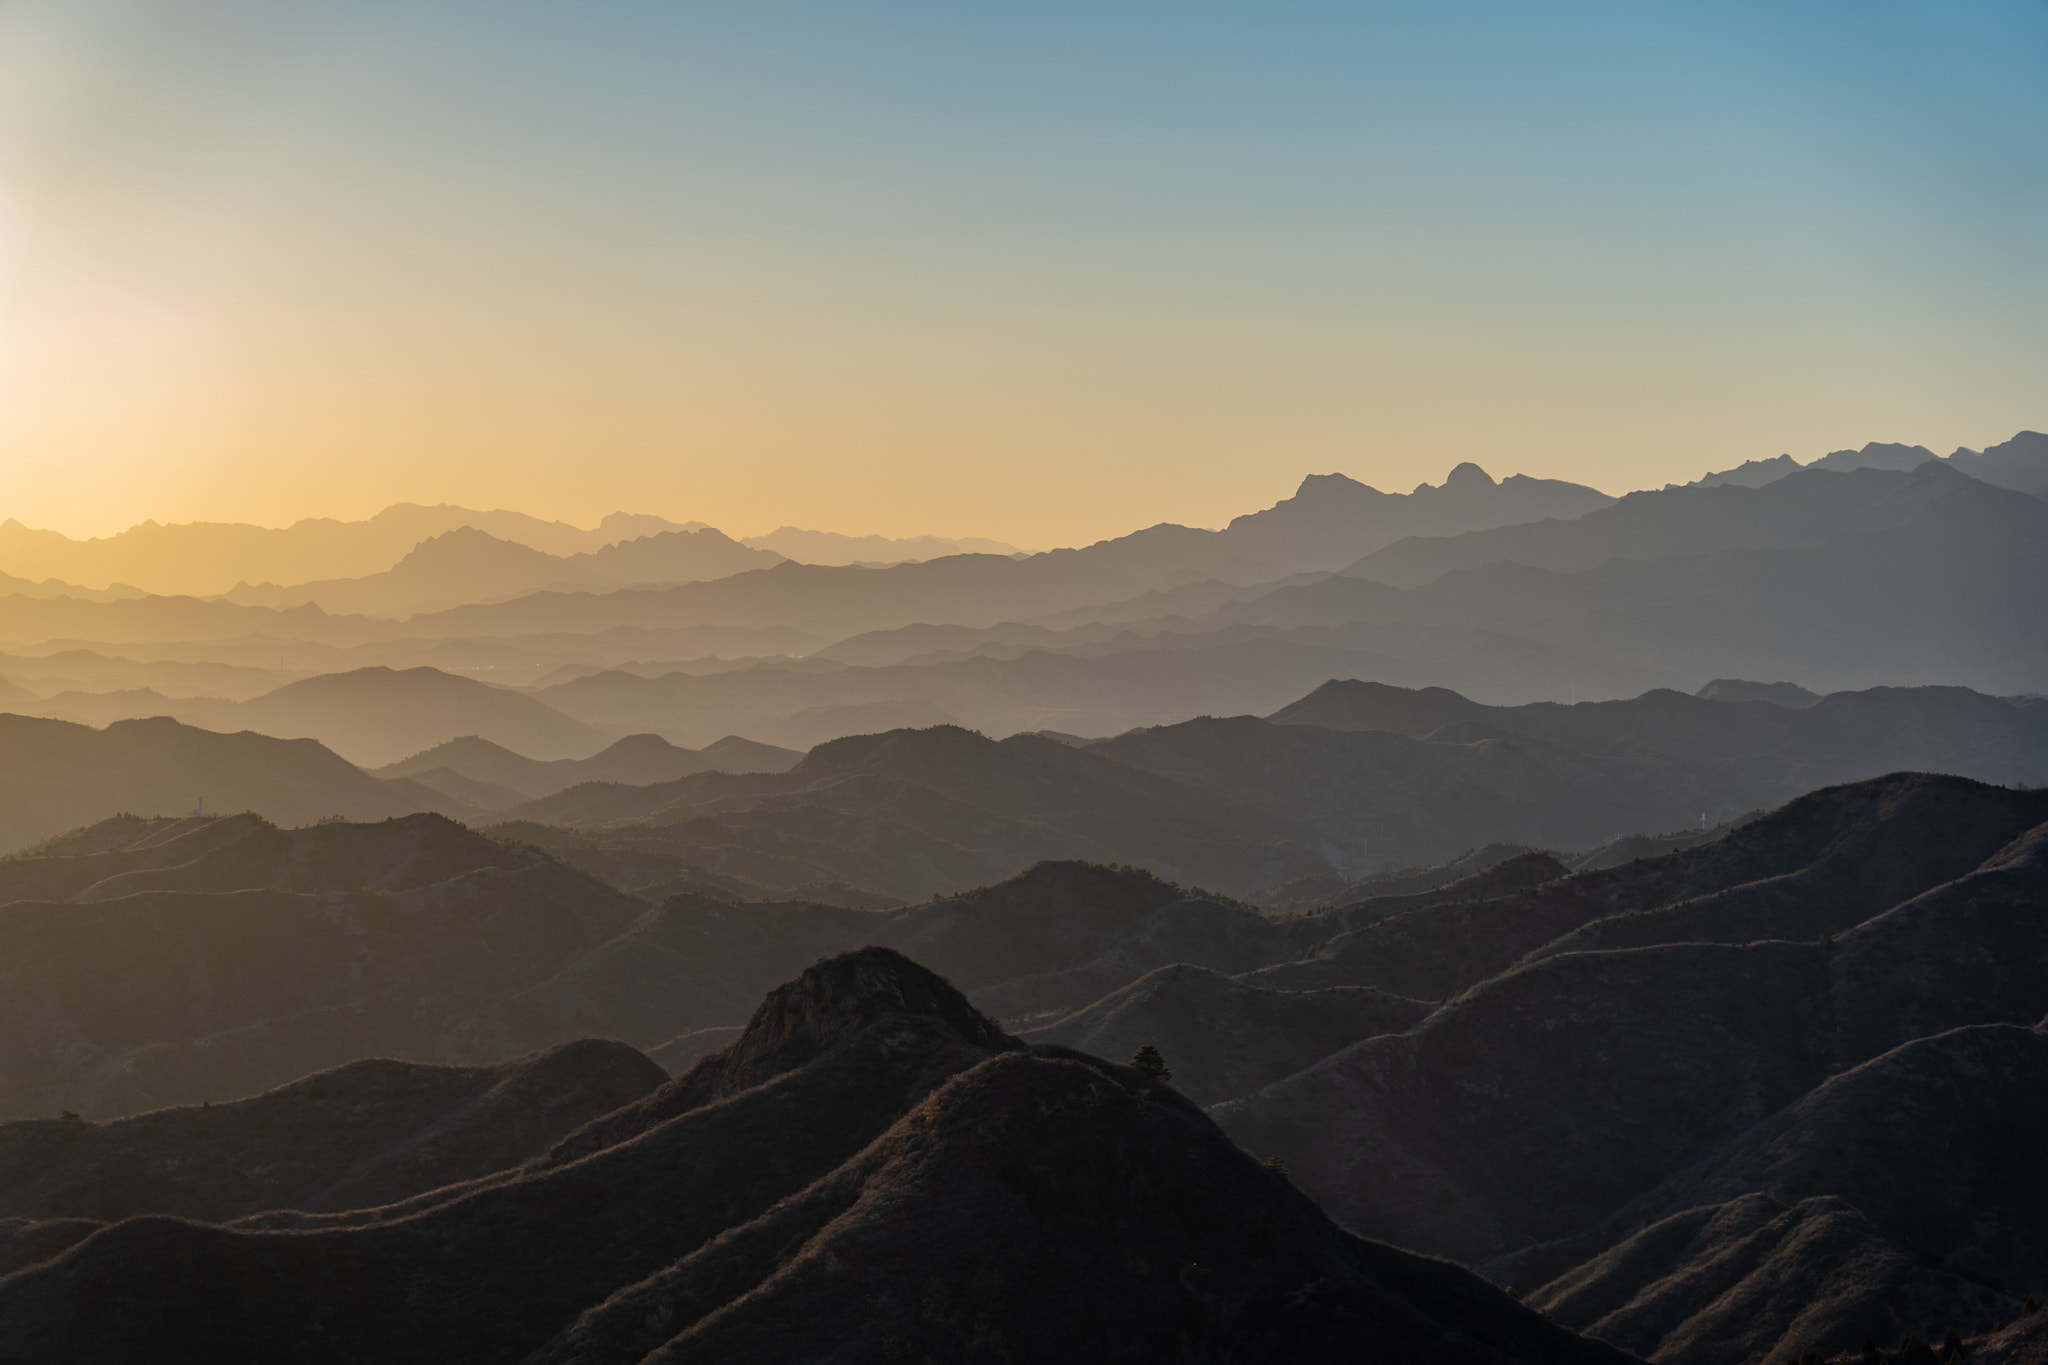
[1696,678,1822,708]
[1808,440,1941,473]
[394,526,557,566]
[595,511,708,538]
[1289,472,1385,499]
[739,526,1025,566]
[1689,431,2048,498]
[1210,462,1612,574]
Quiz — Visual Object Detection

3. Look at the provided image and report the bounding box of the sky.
[0,0,2042,547]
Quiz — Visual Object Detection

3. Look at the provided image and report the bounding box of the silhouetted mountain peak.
[588,732,686,761]
[1268,678,1482,733]
[393,526,555,572]
[1696,678,1822,707]
[1810,440,1942,474]
[952,858,1189,916]
[1289,471,1385,501]
[735,946,1009,1062]
[794,722,996,777]
[542,946,1017,1166]
[1444,460,1498,490]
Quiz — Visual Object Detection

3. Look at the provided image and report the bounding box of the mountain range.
[4,451,2044,755]
[5,428,2048,1362]
[376,732,802,802]
[0,949,1631,1365]
[1693,429,2048,495]
[480,679,2048,902]
[21,461,2041,754]
[218,525,785,617]
[3,671,2043,900]
[0,766,2042,1360]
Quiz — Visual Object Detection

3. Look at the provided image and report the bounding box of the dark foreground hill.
[1211,772,2048,1362]
[0,949,1632,1365]
[0,809,1396,1120]
[0,1041,663,1236]
[0,812,649,1120]
[0,812,1385,1120]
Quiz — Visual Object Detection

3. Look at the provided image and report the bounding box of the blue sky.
[1,0,2042,541]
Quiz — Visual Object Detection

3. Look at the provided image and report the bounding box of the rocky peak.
[724,948,1009,1082]
[541,948,1014,1166]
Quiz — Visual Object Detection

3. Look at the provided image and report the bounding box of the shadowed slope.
[1026,963,1432,1105]
[1219,940,1836,1264]
[1245,775,2048,1002]
[1215,784,2048,1358]
[0,949,1012,1363]
[536,1050,1636,1365]
[1593,1022,2048,1301]
[0,810,540,907]
[0,713,426,853]
[0,1039,664,1225]
[0,818,646,1120]
[1529,1194,2019,1365]
[0,947,1638,1365]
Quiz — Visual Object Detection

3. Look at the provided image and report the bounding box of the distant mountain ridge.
[1690,429,2048,496]
[490,679,2048,904]
[6,452,2040,743]
[739,525,1025,564]
[0,505,714,597]
[218,526,784,618]
[377,731,802,802]
[0,713,427,851]
[1218,462,1614,571]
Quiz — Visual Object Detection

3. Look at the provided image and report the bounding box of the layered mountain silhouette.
[376,731,802,803]
[0,1040,664,1233]
[0,812,662,1119]
[5,454,2044,755]
[0,712,431,851]
[500,680,2048,901]
[9,665,614,769]
[4,433,2048,1364]
[0,504,706,596]
[4,672,2042,902]
[1690,430,2048,497]
[365,461,1606,646]
[1,762,2041,1359]
[221,525,784,617]
[0,948,1631,1365]
[739,525,1025,564]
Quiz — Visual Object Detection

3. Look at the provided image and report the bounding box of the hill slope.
[0,713,432,852]
[0,949,1633,1365]
[0,1040,663,1227]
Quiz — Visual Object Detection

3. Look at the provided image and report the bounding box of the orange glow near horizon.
[0,2,2041,548]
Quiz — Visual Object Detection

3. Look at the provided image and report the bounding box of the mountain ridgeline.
[1,767,2045,1360]
[0,949,1633,1365]
[1,434,2047,1361]
[3,450,2043,752]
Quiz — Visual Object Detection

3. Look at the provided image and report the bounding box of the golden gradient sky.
[1,1,2042,546]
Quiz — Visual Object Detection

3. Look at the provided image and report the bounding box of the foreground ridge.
[0,948,1631,1365]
